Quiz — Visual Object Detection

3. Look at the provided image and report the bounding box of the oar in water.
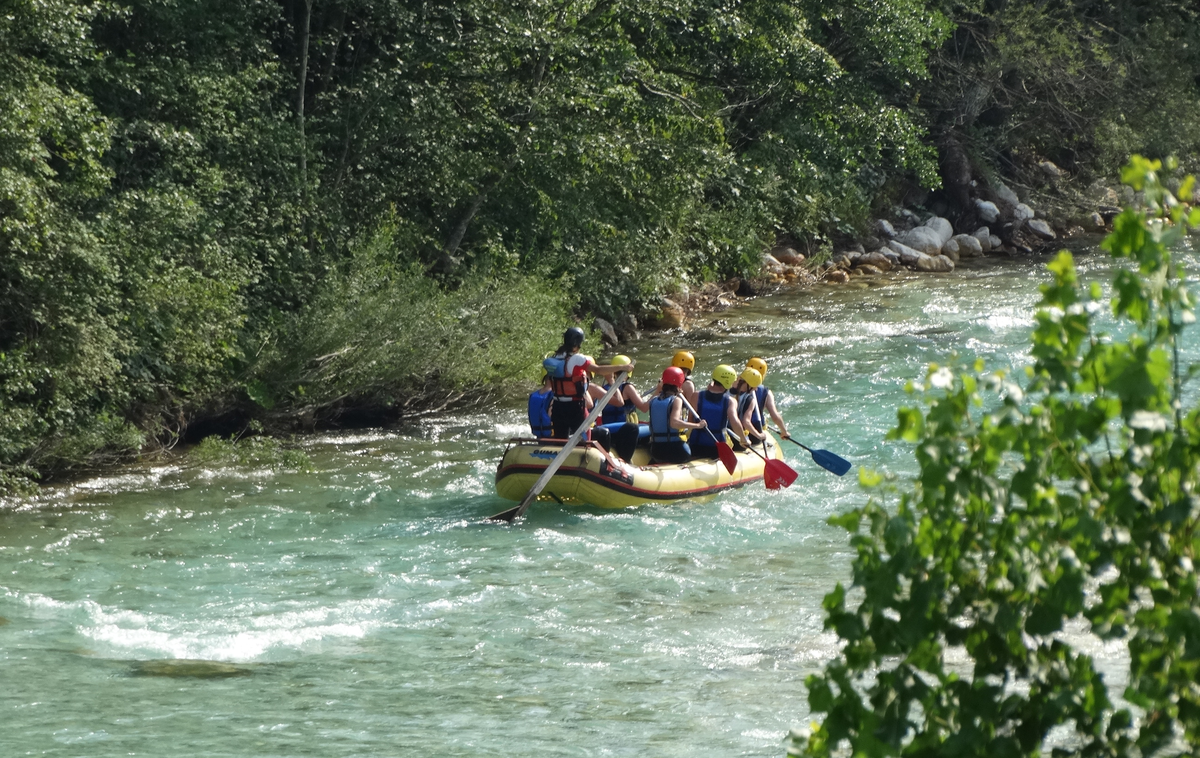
[679,397,737,474]
[778,435,852,476]
[489,370,630,523]
[742,437,798,489]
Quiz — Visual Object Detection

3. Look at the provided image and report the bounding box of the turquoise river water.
[1,245,1185,756]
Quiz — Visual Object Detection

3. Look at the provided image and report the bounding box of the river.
[0,244,1163,756]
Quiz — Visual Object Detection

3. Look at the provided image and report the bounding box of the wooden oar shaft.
[490,370,629,522]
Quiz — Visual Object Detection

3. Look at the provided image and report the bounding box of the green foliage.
[191,425,311,472]
[248,222,574,413]
[793,156,1200,756]
[924,0,1200,184]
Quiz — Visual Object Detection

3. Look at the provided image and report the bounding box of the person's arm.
[740,395,764,440]
[670,397,706,431]
[764,389,788,438]
[587,383,606,402]
[626,384,651,414]
[683,381,698,412]
[725,395,748,442]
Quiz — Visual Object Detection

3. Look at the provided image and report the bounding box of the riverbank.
[0,244,1124,755]
[2,244,1086,505]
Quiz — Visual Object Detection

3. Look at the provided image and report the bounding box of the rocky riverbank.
[593,172,1151,346]
[766,174,1122,286]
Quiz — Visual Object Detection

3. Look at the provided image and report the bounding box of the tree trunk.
[297,0,313,187]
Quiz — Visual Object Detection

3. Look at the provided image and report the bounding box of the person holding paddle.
[542,327,632,439]
[733,367,767,443]
[746,357,789,440]
[648,367,706,464]
[690,364,750,460]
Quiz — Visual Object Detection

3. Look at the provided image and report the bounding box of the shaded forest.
[2,0,1198,490]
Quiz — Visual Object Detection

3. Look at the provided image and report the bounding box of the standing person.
[689,364,750,459]
[733,367,766,443]
[648,367,706,464]
[745,357,789,439]
[528,371,554,438]
[542,327,631,439]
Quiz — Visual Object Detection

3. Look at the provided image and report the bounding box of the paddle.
[679,397,737,474]
[742,436,798,489]
[489,369,630,523]
[778,435,852,476]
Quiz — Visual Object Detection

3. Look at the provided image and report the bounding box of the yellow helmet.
[712,364,738,390]
[740,367,763,389]
[613,354,633,377]
[671,350,696,372]
[746,357,768,377]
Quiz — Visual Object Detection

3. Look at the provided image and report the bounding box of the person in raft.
[590,354,654,461]
[672,350,699,408]
[648,367,707,464]
[528,370,554,438]
[733,367,767,445]
[589,354,651,425]
[645,350,698,405]
[690,364,751,459]
[542,327,633,439]
[745,357,790,440]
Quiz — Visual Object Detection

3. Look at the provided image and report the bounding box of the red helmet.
[662,367,686,387]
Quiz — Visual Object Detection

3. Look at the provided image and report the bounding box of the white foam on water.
[7,587,390,662]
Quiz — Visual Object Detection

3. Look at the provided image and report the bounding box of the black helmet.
[563,327,585,348]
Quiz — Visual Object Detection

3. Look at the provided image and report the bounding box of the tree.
[793,156,1200,756]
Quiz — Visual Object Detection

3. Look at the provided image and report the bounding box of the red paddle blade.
[764,459,798,489]
[716,442,738,474]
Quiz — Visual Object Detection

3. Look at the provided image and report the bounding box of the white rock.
[1088,212,1105,230]
[1014,203,1035,221]
[916,254,955,272]
[989,235,1002,250]
[922,216,954,245]
[975,199,1000,223]
[952,233,984,257]
[1028,219,1056,239]
[1040,160,1063,178]
[886,240,925,267]
[941,238,960,262]
[971,227,992,253]
[875,219,896,238]
[881,251,901,268]
[894,226,944,255]
[762,253,785,273]
[995,182,1020,206]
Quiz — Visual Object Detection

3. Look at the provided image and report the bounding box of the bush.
[793,156,1200,756]
[247,222,575,414]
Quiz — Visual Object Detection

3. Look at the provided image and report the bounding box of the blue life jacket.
[750,385,768,431]
[600,382,635,425]
[649,395,682,443]
[737,391,756,426]
[528,389,553,437]
[543,354,586,400]
[695,389,730,443]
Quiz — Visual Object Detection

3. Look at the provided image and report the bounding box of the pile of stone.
[802,178,1084,284]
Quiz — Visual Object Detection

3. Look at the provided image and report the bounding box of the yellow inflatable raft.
[494,432,784,509]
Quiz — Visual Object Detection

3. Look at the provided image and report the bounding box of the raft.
[494,430,785,509]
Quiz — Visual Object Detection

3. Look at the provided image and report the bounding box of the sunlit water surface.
[3,244,1194,756]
